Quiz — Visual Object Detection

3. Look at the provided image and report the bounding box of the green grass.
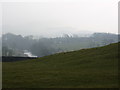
[2,43,119,88]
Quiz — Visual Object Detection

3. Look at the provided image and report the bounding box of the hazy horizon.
[0,0,119,37]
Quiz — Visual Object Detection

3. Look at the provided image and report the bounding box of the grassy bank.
[3,43,119,88]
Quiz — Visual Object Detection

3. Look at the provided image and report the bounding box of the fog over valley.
[1,0,118,37]
[1,0,119,88]
[1,0,119,57]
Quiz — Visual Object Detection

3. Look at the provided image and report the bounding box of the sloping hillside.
[3,42,119,88]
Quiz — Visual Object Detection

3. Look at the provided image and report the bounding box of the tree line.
[1,33,119,57]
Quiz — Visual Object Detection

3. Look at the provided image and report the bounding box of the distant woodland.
[1,33,119,57]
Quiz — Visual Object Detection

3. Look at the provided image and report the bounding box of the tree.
[2,46,14,56]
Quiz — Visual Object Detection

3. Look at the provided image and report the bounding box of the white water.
[24,50,37,57]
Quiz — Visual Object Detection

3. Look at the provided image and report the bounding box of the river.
[24,50,37,57]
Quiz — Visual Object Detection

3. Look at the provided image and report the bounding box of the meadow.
[2,43,119,88]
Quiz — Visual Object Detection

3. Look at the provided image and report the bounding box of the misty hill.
[3,42,119,88]
[2,32,119,57]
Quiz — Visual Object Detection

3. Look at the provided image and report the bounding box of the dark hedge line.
[2,56,37,62]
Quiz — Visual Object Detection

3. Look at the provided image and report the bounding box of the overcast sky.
[0,0,119,37]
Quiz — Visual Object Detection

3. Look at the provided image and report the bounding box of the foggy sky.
[0,0,119,37]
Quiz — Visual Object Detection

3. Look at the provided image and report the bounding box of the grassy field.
[2,43,119,88]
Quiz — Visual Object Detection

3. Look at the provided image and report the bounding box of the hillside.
[2,42,119,88]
